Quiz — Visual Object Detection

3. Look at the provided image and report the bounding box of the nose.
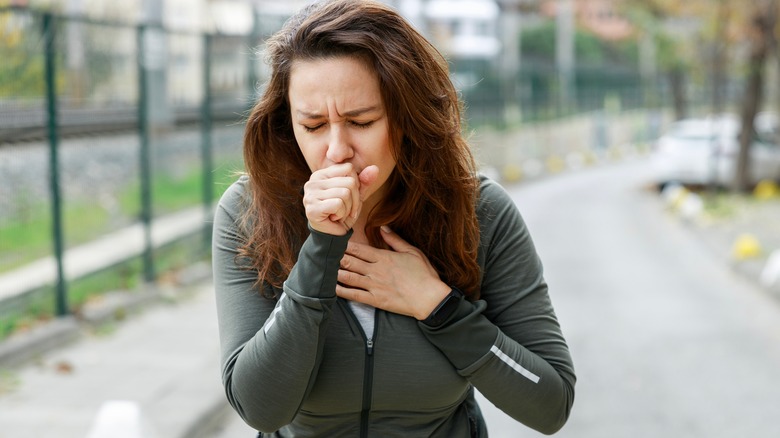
[325,125,354,163]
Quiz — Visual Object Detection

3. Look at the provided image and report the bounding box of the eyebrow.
[296,106,381,120]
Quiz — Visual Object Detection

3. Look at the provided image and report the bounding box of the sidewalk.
[0,277,226,438]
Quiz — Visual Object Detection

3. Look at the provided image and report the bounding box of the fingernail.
[380,225,391,233]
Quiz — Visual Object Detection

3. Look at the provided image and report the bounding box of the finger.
[311,162,358,180]
[358,165,379,201]
[313,168,360,220]
[323,171,360,219]
[350,171,362,219]
[340,253,372,275]
[304,176,360,194]
[336,284,374,306]
[311,198,349,223]
[337,269,372,291]
[317,187,353,216]
[379,226,416,252]
[304,176,359,220]
[345,241,380,263]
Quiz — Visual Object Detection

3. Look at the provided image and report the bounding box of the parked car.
[651,113,780,189]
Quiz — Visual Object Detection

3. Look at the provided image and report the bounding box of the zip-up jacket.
[213,175,576,437]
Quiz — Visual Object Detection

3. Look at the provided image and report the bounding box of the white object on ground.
[86,400,156,438]
[760,250,780,289]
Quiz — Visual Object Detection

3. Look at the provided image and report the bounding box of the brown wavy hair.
[240,0,482,299]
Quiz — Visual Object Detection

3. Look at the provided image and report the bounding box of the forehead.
[288,56,383,111]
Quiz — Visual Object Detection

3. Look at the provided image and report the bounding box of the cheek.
[295,138,319,171]
[374,149,396,187]
[382,136,398,171]
[293,127,318,158]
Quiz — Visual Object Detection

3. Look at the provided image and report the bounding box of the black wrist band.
[421,287,463,327]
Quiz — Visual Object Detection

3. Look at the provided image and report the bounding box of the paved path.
[512,159,780,437]
[0,282,224,438]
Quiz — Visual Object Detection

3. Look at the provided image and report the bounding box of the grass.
[0,159,241,274]
[0,259,146,341]
[0,158,241,341]
[701,192,740,220]
[0,232,211,341]
[0,201,114,272]
[701,190,767,218]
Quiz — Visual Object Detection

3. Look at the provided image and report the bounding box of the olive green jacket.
[213,175,575,437]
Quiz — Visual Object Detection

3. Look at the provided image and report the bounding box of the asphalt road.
[207,159,780,437]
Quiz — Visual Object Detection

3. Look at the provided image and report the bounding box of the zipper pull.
[366,338,374,355]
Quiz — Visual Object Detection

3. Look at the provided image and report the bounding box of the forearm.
[222,289,337,432]
[419,298,575,435]
[215,217,350,431]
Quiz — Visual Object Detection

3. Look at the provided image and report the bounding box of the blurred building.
[417,0,501,59]
[540,0,633,41]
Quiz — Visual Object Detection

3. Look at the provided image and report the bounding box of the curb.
[659,183,780,297]
[0,316,81,368]
[0,262,213,370]
[496,143,649,185]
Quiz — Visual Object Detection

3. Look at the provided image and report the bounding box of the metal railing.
[0,6,256,335]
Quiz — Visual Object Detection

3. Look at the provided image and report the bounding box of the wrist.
[420,287,464,327]
[416,282,452,320]
[308,221,351,237]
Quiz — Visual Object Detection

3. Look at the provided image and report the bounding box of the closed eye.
[303,123,325,132]
[350,120,374,129]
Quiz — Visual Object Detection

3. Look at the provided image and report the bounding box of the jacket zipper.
[341,300,378,438]
[360,336,374,437]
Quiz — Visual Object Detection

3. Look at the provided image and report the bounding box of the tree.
[0,10,46,98]
[707,0,731,115]
[622,0,780,191]
[621,0,693,120]
[735,0,777,191]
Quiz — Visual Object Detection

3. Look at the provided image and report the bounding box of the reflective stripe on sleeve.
[490,345,540,384]
[263,293,287,335]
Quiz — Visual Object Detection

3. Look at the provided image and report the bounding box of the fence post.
[248,8,260,107]
[201,33,213,250]
[43,12,68,316]
[137,24,155,283]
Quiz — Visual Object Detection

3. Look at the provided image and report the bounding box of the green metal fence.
[0,6,257,337]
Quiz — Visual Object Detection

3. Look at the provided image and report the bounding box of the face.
[288,56,396,205]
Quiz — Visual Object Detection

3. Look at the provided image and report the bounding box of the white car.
[651,113,780,189]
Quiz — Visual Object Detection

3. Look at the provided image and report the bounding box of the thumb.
[358,165,380,200]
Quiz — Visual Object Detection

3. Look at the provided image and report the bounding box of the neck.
[350,182,387,245]
[350,216,370,244]
[349,195,379,245]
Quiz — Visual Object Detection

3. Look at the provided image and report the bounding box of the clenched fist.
[303,163,379,235]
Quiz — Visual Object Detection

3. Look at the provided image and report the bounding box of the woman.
[212,0,576,436]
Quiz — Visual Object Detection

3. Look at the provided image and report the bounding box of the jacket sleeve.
[419,177,576,435]
[212,179,350,433]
